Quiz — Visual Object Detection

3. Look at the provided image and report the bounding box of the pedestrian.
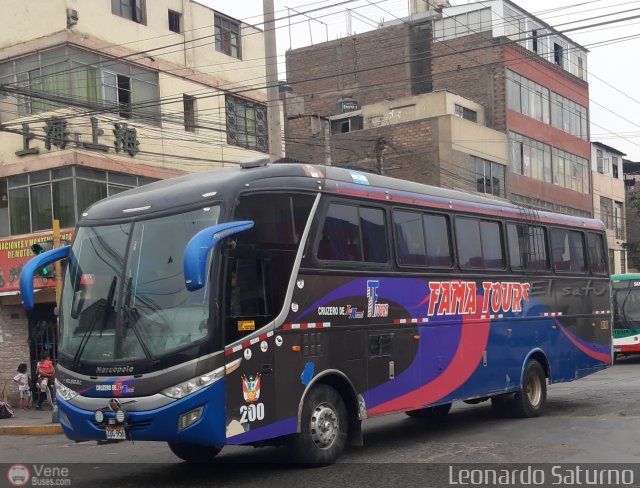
[13,363,31,410]
[35,351,55,410]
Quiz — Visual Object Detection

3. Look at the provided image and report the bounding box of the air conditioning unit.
[67,9,79,27]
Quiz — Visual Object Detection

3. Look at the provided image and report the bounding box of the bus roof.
[79,161,605,231]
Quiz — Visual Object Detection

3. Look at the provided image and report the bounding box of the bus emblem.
[242,374,261,403]
[367,280,389,318]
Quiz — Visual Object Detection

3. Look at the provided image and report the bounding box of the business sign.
[0,230,74,293]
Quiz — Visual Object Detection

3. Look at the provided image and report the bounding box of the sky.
[202,0,640,162]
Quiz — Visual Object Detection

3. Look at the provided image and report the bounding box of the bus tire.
[510,360,546,418]
[168,442,222,463]
[406,403,452,419]
[289,384,348,466]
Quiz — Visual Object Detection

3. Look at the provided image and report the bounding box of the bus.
[612,274,640,361]
[20,160,612,465]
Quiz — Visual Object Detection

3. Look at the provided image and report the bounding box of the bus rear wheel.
[406,403,452,419]
[168,442,222,463]
[510,359,547,418]
[288,384,348,466]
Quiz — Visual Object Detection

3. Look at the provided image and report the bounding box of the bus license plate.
[614,347,621,353]
[106,426,126,440]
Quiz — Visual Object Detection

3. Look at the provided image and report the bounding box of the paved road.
[2,358,640,487]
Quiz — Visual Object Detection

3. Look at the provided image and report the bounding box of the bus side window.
[507,224,549,272]
[455,217,504,269]
[587,232,607,275]
[551,228,586,273]
[317,203,387,263]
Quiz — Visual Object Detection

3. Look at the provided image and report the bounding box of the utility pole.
[52,219,62,307]
[263,0,282,159]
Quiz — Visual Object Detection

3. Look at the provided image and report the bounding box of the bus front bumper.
[57,378,226,446]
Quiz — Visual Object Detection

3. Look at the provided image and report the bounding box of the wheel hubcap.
[526,373,542,407]
[310,403,339,449]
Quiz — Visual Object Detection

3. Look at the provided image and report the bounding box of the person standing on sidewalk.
[13,363,31,410]
[35,352,55,410]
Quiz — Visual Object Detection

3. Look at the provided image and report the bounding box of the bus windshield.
[60,206,221,364]
[614,287,640,328]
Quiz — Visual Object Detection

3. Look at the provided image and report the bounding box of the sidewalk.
[0,402,63,435]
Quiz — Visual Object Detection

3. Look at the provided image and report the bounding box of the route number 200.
[240,403,265,423]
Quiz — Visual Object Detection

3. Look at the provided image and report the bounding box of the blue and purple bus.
[21,161,612,465]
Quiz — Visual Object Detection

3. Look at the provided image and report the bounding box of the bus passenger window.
[424,214,452,267]
[317,203,388,263]
[456,218,504,269]
[393,210,427,266]
[507,224,549,272]
[318,204,361,261]
[551,229,586,273]
[456,218,483,268]
[587,233,607,275]
[360,207,388,263]
[480,221,504,268]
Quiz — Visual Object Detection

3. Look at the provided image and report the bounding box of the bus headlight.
[160,366,224,399]
[55,379,78,401]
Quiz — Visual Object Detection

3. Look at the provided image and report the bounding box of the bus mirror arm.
[20,245,71,310]
[183,220,254,292]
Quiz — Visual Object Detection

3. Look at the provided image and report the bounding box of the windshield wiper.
[72,277,117,367]
[121,304,154,361]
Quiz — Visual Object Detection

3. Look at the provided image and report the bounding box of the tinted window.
[360,207,388,263]
[424,214,452,267]
[394,211,427,266]
[318,203,387,263]
[587,232,606,275]
[456,218,504,269]
[235,193,314,245]
[480,221,505,268]
[507,224,549,271]
[551,228,586,273]
[456,218,483,268]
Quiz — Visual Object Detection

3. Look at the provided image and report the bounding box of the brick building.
[284,0,592,217]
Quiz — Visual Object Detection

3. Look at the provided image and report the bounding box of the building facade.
[0,0,268,398]
[284,0,592,218]
[591,142,626,274]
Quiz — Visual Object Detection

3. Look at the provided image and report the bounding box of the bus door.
[223,256,276,442]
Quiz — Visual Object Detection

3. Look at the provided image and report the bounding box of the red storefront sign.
[0,230,74,293]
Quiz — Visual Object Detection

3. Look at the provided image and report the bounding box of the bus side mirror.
[20,245,71,310]
[183,221,254,292]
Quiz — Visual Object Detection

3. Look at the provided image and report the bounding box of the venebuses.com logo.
[6,464,30,487]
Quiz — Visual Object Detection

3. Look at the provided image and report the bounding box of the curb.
[0,424,63,435]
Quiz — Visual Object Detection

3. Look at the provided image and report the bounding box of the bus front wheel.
[510,359,547,418]
[289,384,348,466]
[168,442,222,463]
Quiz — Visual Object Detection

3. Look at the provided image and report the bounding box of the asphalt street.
[2,357,640,487]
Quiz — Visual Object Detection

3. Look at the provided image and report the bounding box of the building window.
[609,249,615,273]
[506,71,550,125]
[612,157,619,178]
[111,0,146,24]
[454,104,477,122]
[614,201,624,239]
[183,95,196,132]
[509,132,589,194]
[6,168,156,235]
[330,116,363,134]
[0,46,160,124]
[621,252,627,274]
[473,156,505,197]
[226,95,267,152]
[168,10,181,33]
[553,42,564,67]
[103,72,131,119]
[215,14,241,59]
[600,196,613,230]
